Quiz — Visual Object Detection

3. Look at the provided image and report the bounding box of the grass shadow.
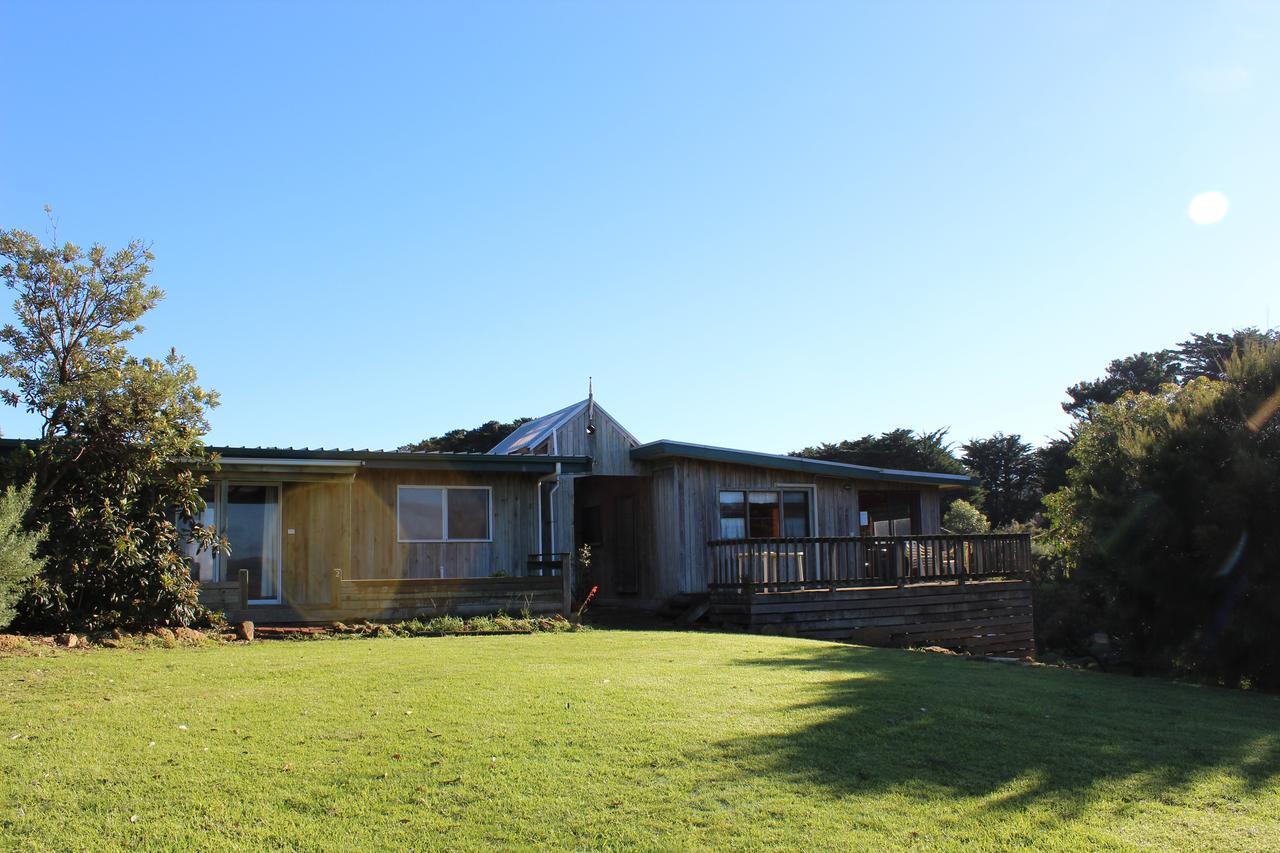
[705,643,1280,832]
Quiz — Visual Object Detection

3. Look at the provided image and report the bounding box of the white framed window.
[178,484,220,582]
[397,485,493,543]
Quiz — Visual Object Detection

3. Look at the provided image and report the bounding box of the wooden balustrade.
[705,533,1032,594]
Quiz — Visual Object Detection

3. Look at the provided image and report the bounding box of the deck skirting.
[712,579,1034,657]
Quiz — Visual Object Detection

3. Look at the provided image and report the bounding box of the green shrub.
[942,499,990,534]
[0,481,44,630]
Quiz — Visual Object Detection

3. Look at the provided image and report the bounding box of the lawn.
[2,631,1278,850]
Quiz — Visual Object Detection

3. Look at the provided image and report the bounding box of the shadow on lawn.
[707,644,1280,829]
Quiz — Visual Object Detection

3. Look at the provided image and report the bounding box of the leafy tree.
[1178,328,1279,380]
[961,433,1040,526]
[1062,351,1181,418]
[1045,339,1280,687]
[0,480,44,629]
[399,417,533,454]
[1034,431,1076,497]
[942,499,990,534]
[792,428,966,475]
[0,223,221,631]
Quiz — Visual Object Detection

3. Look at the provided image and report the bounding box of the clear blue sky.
[1,1,1276,453]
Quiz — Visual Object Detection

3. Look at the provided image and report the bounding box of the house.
[0,396,1034,653]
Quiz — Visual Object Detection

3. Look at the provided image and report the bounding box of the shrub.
[942,499,990,534]
[0,481,44,629]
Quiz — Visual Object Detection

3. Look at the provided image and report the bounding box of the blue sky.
[1,1,1276,454]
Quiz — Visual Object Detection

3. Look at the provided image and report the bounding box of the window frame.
[717,485,816,540]
[396,485,494,544]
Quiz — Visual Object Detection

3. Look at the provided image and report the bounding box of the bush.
[942,499,990,534]
[0,481,43,629]
[1046,340,1280,688]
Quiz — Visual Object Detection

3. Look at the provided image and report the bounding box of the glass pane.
[180,485,218,582]
[719,491,745,538]
[783,490,810,537]
[399,487,444,541]
[748,491,780,539]
[447,489,490,540]
[225,485,280,601]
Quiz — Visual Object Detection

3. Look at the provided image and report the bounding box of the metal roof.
[488,398,641,455]
[630,439,977,488]
[0,439,592,475]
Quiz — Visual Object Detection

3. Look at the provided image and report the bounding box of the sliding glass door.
[224,484,282,604]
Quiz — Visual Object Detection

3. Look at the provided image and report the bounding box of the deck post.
[956,539,968,585]
[893,542,905,588]
[238,569,249,611]
[331,567,342,608]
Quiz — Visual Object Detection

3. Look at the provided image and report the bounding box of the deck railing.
[706,533,1032,594]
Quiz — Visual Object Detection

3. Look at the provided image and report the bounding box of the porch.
[706,533,1035,656]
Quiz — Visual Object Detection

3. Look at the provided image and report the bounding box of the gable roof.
[488,399,641,455]
[629,439,976,488]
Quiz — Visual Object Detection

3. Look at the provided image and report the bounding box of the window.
[397,486,492,542]
[178,484,219,582]
[718,488,812,539]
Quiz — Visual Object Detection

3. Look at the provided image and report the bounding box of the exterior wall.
[645,457,947,596]
[349,468,538,580]
[543,404,640,560]
[199,465,548,622]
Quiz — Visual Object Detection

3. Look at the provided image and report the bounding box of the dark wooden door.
[613,495,639,594]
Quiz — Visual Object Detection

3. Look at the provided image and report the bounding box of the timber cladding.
[200,576,562,624]
[713,580,1035,657]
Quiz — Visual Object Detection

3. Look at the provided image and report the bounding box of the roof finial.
[587,377,596,434]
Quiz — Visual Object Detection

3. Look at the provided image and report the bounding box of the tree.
[399,417,532,454]
[1178,328,1279,380]
[942,499,989,534]
[1034,431,1076,497]
[1062,351,1181,418]
[0,480,44,629]
[792,428,966,475]
[1045,339,1280,687]
[961,433,1040,526]
[0,222,221,630]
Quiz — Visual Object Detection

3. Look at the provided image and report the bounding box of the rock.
[55,632,79,648]
[152,627,176,643]
[112,627,125,641]
[236,621,254,642]
[920,645,959,655]
[331,621,350,632]
[102,638,123,649]
[174,627,203,645]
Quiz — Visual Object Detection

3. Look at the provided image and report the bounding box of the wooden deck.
[199,574,566,625]
[707,534,1035,656]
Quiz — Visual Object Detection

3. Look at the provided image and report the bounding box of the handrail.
[706,533,1032,594]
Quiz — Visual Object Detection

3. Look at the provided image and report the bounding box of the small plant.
[573,544,594,602]
[576,585,599,621]
[0,481,44,630]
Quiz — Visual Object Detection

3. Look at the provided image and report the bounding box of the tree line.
[2,219,1278,689]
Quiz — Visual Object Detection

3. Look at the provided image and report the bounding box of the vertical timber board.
[283,479,351,607]
[349,468,539,580]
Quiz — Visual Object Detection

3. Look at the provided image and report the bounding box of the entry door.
[613,495,639,594]
[225,484,282,604]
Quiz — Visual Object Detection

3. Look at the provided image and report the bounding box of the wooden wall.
[349,468,538,580]
[640,457,948,597]
[200,576,563,624]
[542,403,640,558]
[711,579,1035,657]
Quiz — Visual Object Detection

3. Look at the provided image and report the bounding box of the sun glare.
[1187,191,1229,225]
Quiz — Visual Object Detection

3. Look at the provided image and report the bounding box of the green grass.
[2,631,1278,850]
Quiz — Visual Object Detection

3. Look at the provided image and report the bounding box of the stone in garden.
[55,632,78,648]
[236,621,254,642]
